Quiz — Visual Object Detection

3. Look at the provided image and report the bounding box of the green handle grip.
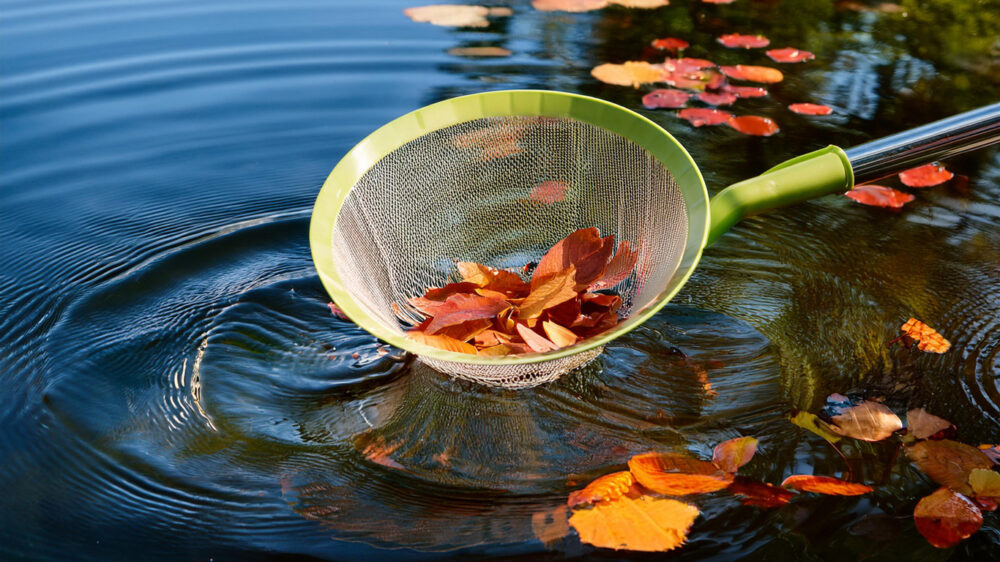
[707,145,854,245]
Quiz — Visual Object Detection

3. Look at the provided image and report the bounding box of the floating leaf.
[543,320,579,347]
[532,505,570,546]
[568,494,698,552]
[907,408,954,440]
[517,323,560,352]
[727,476,796,508]
[720,65,784,83]
[788,103,832,115]
[766,47,816,63]
[697,91,737,106]
[677,108,733,126]
[723,85,769,98]
[642,89,692,109]
[652,37,689,51]
[629,452,733,495]
[592,62,665,87]
[446,46,512,57]
[528,180,570,204]
[900,318,951,353]
[568,471,636,507]
[907,440,994,495]
[404,5,510,27]
[969,469,1000,497]
[727,115,779,136]
[790,411,842,443]
[914,488,983,549]
[717,33,770,49]
[406,331,478,354]
[845,185,915,209]
[899,163,953,188]
[712,437,758,474]
[663,57,716,71]
[829,400,903,442]
[781,475,873,496]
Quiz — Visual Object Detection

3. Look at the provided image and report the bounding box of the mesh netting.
[330,115,689,388]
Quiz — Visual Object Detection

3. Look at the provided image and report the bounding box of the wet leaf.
[629,452,733,495]
[532,505,570,546]
[717,33,770,49]
[517,323,560,352]
[424,293,511,334]
[677,107,733,126]
[712,436,758,473]
[781,475,873,496]
[642,89,692,109]
[697,91,737,106]
[829,400,903,442]
[913,487,983,548]
[723,84,768,98]
[727,115,779,136]
[328,302,350,320]
[528,180,570,204]
[720,65,784,83]
[907,439,994,495]
[406,331,478,354]
[543,320,579,347]
[652,37,689,51]
[446,46,512,57]
[907,408,954,440]
[569,494,698,552]
[520,267,578,318]
[788,103,832,115]
[900,317,951,353]
[589,240,638,290]
[727,476,796,507]
[844,185,915,209]
[766,47,816,63]
[790,411,842,443]
[969,469,1000,497]
[591,61,665,87]
[899,163,953,188]
[404,5,510,27]
[568,471,636,507]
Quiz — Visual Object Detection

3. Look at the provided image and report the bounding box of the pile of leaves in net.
[404,227,638,356]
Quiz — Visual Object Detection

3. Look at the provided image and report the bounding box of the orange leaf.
[591,61,665,87]
[788,103,832,115]
[727,115,780,136]
[845,185,915,209]
[543,320,578,348]
[528,180,571,204]
[766,47,815,63]
[516,323,559,353]
[723,85,768,98]
[568,494,699,552]
[900,317,951,353]
[424,293,511,334]
[677,108,733,126]
[568,471,636,507]
[720,65,784,84]
[361,436,406,470]
[899,163,953,188]
[906,440,993,495]
[629,452,733,495]
[780,475,873,496]
[456,261,529,295]
[914,487,983,548]
[531,0,608,12]
[520,266,578,318]
[590,240,638,290]
[651,37,689,51]
[432,318,493,342]
[408,281,481,316]
[907,408,954,440]
[712,436,758,473]
[829,400,903,442]
[642,89,692,109]
[727,476,796,508]
[717,33,770,49]
[406,331,477,354]
[533,228,604,284]
[531,505,570,546]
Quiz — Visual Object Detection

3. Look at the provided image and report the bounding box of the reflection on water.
[1,0,998,559]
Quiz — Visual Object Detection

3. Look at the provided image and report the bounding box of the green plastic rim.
[310,90,710,365]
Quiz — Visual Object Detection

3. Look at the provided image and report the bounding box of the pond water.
[2,0,999,559]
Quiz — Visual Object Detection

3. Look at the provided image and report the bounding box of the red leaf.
[723,85,768,98]
[712,436,758,473]
[717,33,770,49]
[697,91,737,106]
[424,293,510,334]
[914,488,983,548]
[516,323,559,353]
[727,476,796,508]
[568,471,637,507]
[789,103,832,115]
[642,89,692,109]
[720,65,784,84]
[528,180,571,204]
[727,115,780,136]
[781,475,873,496]
[408,281,481,316]
[663,57,716,72]
[589,240,638,290]
[652,37,689,52]
[677,108,733,126]
[899,163,954,187]
[766,47,816,63]
[533,228,604,285]
[845,185,915,209]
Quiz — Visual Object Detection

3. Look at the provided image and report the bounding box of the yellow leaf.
[543,320,578,348]
[969,468,1000,497]
[569,494,698,552]
[789,411,842,443]
[591,61,666,88]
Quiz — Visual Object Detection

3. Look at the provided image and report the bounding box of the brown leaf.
[629,452,733,495]
[780,475,873,496]
[829,400,903,441]
[712,436,758,474]
[516,323,559,353]
[590,240,638,290]
[406,331,477,354]
[543,320,579,348]
[424,293,511,334]
[568,494,698,552]
[906,440,994,495]
[900,318,951,353]
[914,487,983,548]
[531,505,570,546]
[727,476,796,508]
[568,471,636,507]
[456,261,529,295]
[519,266,578,318]
[907,408,954,440]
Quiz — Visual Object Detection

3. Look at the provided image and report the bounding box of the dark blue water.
[2,1,999,560]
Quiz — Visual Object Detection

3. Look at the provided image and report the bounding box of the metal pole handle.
[845,102,1000,185]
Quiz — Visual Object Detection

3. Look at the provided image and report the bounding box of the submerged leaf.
[328,302,350,320]
[720,65,784,84]
[907,439,994,495]
[532,0,608,11]
[829,400,903,442]
[845,185,915,209]
[569,494,698,552]
[727,476,796,508]
[788,103,832,115]
[629,452,733,495]
[568,471,636,507]
[712,437,758,473]
[727,115,779,136]
[900,318,951,353]
[914,488,983,548]
[677,108,733,126]
[717,33,770,49]
[766,47,815,63]
[446,46,512,57]
[781,475,873,496]
[642,89,692,109]
[907,408,954,440]
[899,163,953,188]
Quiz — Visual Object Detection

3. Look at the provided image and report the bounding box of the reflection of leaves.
[569,494,699,552]
[781,475,873,496]
[568,471,636,507]
[914,487,983,548]
[906,439,993,495]
[532,505,570,546]
[788,103,832,115]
